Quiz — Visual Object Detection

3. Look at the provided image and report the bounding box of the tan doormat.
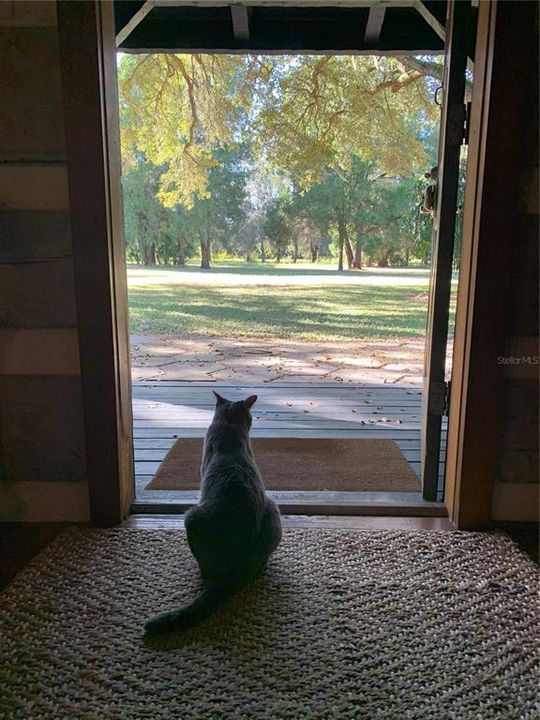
[144,437,420,492]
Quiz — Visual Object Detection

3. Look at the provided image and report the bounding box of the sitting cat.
[145,391,282,635]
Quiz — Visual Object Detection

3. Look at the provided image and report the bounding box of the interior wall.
[493,5,539,521]
[0,1,90,521]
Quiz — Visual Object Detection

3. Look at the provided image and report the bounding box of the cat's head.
[212,391,257,430]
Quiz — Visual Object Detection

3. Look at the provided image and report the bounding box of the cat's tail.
[144,585,237,635]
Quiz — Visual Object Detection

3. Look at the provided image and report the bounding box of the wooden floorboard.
[133,428,435,438]
[131,383,448,505]
[132,382,424,390]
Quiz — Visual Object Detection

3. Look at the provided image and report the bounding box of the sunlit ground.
[127,263,457,341]
[127,262,435,288]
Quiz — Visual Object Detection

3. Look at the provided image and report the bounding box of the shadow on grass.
[129,283,440,340]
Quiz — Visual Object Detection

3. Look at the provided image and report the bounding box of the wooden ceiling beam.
[116,0,155,47]
[115,0,446,54]
[413,0,445,41]
[364,5,386,46]
[230,5,250,40]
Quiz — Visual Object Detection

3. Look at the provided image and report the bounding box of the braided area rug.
[0,528,538,720]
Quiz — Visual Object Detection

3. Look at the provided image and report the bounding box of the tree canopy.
[118,52,441,268]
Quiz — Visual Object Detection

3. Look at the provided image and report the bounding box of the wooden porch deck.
[132,382,447,513]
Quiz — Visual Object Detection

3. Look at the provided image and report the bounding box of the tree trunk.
[352,244,362,269]
[260,238,266,262]
[338,236,344,271]
[139,240,156,266]
[200,238,211,269]
[176,235,186,266]
[310,239,319,263]
[292,238,299,263]
[404,247,410,267]
[344,235,354,269]
[337,218,353,269]
[137,237,144,265]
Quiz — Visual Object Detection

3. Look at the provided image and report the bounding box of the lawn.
[127,263,456,341]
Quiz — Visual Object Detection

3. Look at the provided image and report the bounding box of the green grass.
[127,259,433,279]
[128,281,454,341]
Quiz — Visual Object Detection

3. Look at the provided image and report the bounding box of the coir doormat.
[144,437,420,492]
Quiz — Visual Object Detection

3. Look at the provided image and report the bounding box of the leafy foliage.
[118,53,441,268]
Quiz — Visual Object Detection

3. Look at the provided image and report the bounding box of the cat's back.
[202,447,264,501]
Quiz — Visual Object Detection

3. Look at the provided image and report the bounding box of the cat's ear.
[244,395,257,409]
[213,391,227,405]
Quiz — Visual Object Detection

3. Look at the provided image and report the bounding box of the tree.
[178,146,248,268]
[118,53,254,206]
[118,53,437,204]
[161,206,197,266]
[236,158,280,261]
[254,55,436,190]
[118,53,440,268]
[289,216,326,263]
[122,157,167,265]
[264,196,291,261]
[284,157,384,270]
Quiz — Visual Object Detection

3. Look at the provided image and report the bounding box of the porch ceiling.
[114,0,455,54]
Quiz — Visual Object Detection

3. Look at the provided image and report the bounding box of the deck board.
[132,382,448,501]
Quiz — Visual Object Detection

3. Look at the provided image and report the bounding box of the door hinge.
[429,380,451,416]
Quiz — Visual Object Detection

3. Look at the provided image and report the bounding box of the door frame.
[444,0,534,528]
[59,0,512,528]
[58,0,134,526]
[421,0,468,501]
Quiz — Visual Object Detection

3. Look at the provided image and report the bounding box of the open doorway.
[114,3,474,515]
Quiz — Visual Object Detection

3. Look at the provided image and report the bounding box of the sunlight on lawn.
[126,264,435,288]
[127,265,457,341]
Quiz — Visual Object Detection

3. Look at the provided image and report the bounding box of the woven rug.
[0,528,538,720]
[144,438,420,492]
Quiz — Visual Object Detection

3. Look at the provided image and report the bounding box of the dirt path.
[130,334,453,385]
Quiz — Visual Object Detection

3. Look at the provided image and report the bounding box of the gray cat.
[145,392,282,634]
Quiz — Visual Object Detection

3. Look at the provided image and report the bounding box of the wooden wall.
[0,0,535,525]
[0,1,90,521]
[493,4,539,521]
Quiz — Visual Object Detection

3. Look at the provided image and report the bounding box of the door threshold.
[132,490,447,518]
[124,514,454,530]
